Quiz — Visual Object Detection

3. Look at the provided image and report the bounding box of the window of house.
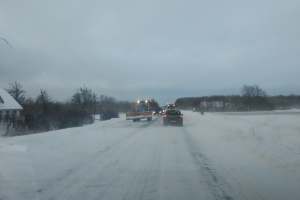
[5,111,10,119]
[11,110,17,120]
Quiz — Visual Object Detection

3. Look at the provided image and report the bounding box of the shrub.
[101,110,119,121]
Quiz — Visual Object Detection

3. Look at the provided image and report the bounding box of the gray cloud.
[1,0,299,105]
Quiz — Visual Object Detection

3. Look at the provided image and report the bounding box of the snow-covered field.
[0,111,299,200]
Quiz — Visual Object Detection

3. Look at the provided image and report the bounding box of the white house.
[0,87,23,121]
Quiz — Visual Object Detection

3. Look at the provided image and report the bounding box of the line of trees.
[1,82,137,137]
[175,85,300,112]
[268,94,300,110]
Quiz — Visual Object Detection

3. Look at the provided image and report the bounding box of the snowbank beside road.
[185,110,300,161]
[184,110,300,195]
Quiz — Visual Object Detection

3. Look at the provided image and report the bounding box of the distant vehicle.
[126,100,153,122]
[153,107,162,115]
[167,103,176,110]
[161,105,166,115]
[161,103,175,115]
[163,109,183,126]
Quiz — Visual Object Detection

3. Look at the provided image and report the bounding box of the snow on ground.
[0,111,299,199]
[206,111,300,170]
[183,110,300,199]
[185,110,300,176]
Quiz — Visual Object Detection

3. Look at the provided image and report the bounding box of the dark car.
[153,107,162,115]
[163,109,183,126]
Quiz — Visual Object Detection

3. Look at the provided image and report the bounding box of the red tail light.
[163,114,167,118]
[179,114,183,118]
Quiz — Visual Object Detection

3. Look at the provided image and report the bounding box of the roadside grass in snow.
[0,120,29,137]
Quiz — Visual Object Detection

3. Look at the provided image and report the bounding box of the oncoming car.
[163,109,183,126]
[167,103,176,109]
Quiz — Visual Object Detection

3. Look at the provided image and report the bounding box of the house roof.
[0,87,23,110]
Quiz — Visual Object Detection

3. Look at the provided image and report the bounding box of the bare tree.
[241,85,266,98]
[254,85,266,97]
[241,85,268,110]
[71,86,96,116]
[6,81,26,104]
[36,89,52,115]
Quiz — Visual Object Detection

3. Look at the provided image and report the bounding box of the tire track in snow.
[134,115,161,128]
[42,128,147,199]
[183,128,234,200]
[42,116,162,200]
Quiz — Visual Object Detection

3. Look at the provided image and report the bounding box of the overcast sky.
[1,0,299,106]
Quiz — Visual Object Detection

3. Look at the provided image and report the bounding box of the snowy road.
[1,111,300,200]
